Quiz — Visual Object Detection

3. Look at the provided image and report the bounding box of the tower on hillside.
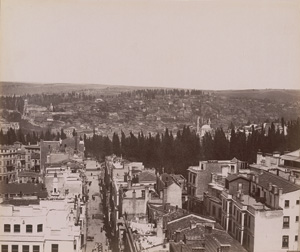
[23,99,29,116]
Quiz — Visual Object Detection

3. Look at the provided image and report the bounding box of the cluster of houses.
[104,148,300,252]
[1,130,300,252]
[0,136,88,252]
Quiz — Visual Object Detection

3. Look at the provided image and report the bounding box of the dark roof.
[1,199,40,206]
[257,172,300,193]
[17,171,41,178]
[281,149,300,162]
[226,174,249,182]
[0,182,48,198]
[167,214,215,234]
[31,152,40,159]
[170,226,247,252]
[138,171,156,182]
[148,203,188,221]
[25,145,40,149]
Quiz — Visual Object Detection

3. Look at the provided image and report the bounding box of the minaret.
[196,116,201,135]
[51,172,59,197]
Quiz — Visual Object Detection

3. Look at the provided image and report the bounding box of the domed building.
[196,117,213,138]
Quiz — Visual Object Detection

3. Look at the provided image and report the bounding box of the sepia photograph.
[0,0,300,252]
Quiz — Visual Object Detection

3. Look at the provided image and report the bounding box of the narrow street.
[85,160,109,252]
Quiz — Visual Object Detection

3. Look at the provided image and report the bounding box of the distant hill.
[1,82,300,103]
[213,89,300,103]
[0,82,153,96]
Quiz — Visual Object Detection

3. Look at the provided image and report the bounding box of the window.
[37,224,43,232]
[296,200,300,205]
[51,244,59,252]
[283,216,290,228]
[33,246,40,252]
[4,224,10,232]
[1,245,8,252]
[295,236,298,242]
[22,245,29,252]
[12,245,18,252]
[285,200,290,208]
[14,224,20,233]
[26,224,32,233]
[141,190,145,198]
[282,236,289,248]
[296,216,299,222]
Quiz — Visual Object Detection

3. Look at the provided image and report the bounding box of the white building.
[0,199,84,252]
[219,171,300,252]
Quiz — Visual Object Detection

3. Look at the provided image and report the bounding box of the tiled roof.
[18,171,41,178]
[170,226,247,252]
[1,199,40,206]
[167,214,215,234]
[138,170,156,182]
[170,242,204,252]
[0,182,48,198]
[257,172,300,193]
[226,174,249,182]
[281,149,300,162]
[148,203,187,221]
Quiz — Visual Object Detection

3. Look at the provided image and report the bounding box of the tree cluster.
[85,118,300,176]
[0,128,69,145]
[119,89,205,100]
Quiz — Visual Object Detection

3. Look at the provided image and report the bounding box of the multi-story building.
[203,171,300,252]
[250,149,300,184]
[0,145,17,183]
[0,154,87,252]
[156,173,183,208]
[187,159,247,214]
[0,199,84,252]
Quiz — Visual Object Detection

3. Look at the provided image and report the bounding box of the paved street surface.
[85,161,109,252]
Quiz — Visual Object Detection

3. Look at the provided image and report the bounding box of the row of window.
[0,149,16,153]
[284,199,300,208]
[282,235,298,248]
[282,216,299,228]
[4,224,43,233]
[1,244,58,252]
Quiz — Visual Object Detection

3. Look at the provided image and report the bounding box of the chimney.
[268,182,272,191]
[289,175,296,184]
[156,217,163,238]
[256,151,263,164]
[211,173,216,183]
[175,230,181,242]
[205,225,212,234]
[163,184,168,207]
[132,190,136,214]
[127,176,132,189]
[255,175,259,184]
[272,185,278,194]
[273,151,280,158]
[265,153,271,167]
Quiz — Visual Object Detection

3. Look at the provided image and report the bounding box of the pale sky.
[1,0,300,90]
